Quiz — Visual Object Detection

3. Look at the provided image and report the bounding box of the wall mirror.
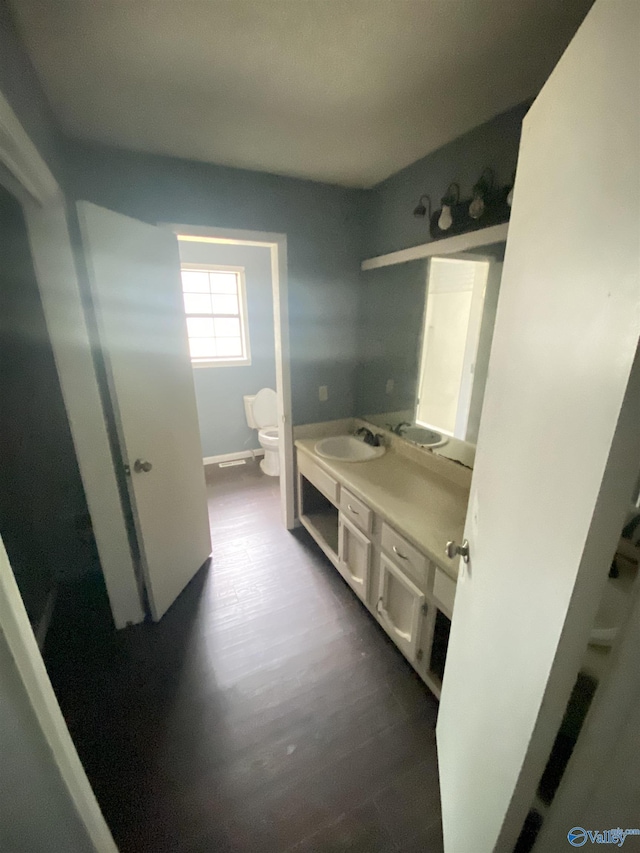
[356,233,506,464]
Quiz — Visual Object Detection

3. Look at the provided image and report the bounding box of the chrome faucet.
[355,427,384,447]
[388,421,411,436]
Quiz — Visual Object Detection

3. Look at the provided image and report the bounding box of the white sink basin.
[315,436,386,463]
[401,426,448,447]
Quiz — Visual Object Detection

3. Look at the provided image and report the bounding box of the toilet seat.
[258,427,279,449]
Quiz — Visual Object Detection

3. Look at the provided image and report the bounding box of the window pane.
[211,294,238,315]
[189,338,217,359]
[187,317,215,338]
[184,293,212,314]
[214,317,241,338]
[181,271,210,293]
[209,272,238,294]
[216,337,243,357]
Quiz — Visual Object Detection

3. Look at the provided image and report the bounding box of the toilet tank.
[243,394,258,429]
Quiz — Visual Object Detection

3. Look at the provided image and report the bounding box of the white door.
[78,202,212,621]
[437,3,640,852]
[338,514,371,603]
[377,554,425,663]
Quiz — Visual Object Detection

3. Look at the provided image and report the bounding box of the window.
[181,265,251,367]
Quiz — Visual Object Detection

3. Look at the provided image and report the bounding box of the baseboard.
[203,449,265,466]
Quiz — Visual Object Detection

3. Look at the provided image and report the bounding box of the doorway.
[169,225,295,534]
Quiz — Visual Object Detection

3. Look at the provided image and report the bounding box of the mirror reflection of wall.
[356,240,505,452]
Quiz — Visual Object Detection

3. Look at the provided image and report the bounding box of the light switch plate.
[385,379,394,394]
[319,385,329,402]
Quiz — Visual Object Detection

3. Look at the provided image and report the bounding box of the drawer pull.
[347,504,359,515]
[393,545,408,560]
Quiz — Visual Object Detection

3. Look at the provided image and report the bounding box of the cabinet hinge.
[416,649,424,661]
[421,603,428,615]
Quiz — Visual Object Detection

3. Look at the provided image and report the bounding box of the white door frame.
[163,223,295,530]
[0,93,118,848]
[0,92,144,632]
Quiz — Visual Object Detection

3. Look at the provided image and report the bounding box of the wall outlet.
[385,378,394,394]
[319,385,329,402]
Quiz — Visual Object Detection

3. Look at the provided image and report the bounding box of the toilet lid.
[252,388,278,428]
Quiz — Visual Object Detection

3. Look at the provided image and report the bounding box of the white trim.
[0,541,118,850]
[168,224,284,248]
[203,449,264,465]
[361,223,509,270]
[166,223,296,530]
[192,358,252,369]
[0,81,134,850]
[0,91,59,205]
[0,89,143,632]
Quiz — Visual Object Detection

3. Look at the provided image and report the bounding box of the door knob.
[445,539,470,562]
[134,458,153,473]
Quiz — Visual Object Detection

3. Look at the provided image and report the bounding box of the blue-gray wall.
[362,102,529,258]
[356,260,427,417]
[177,241,277,457]
[355,104,528,432]
[60,107,527,433]
[62,141,365,427]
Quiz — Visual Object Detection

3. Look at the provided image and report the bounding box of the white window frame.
[181,263,251,368]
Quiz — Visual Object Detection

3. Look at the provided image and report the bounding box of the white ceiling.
[11,0,593,188]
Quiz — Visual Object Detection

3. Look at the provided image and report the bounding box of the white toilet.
[243,388,280,477]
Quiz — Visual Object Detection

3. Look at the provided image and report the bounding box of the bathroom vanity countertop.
[295,439,470,580]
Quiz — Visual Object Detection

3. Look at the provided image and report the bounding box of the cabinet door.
[338,514,371,604]
[377,554,426,663]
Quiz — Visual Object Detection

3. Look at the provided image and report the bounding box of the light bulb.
[469,194,485,219]
[507,186,514,207]
[438,204,453,230]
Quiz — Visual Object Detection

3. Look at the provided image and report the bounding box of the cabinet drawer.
[339,487,372,534]
[381,523,429,585]
[433,567,456,617]
[298,453,339,504]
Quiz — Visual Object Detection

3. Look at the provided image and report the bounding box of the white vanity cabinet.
[296,445,460,699]
[337,514,371,604]
[377,553,426,663]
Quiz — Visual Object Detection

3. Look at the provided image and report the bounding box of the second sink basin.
[401,426,448,447]
[315,435,386,463]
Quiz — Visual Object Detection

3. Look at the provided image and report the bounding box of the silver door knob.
[445,539,470,562]
[134,458,153,473]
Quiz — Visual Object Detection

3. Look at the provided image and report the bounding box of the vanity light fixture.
[469,168,494,220]
[413,194,432,218]
[428,175,510,239]
[438,183,459,231]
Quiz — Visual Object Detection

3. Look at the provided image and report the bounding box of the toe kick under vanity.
[295,435,471,699]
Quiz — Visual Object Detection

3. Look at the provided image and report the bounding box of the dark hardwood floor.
[44,461,443,852]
